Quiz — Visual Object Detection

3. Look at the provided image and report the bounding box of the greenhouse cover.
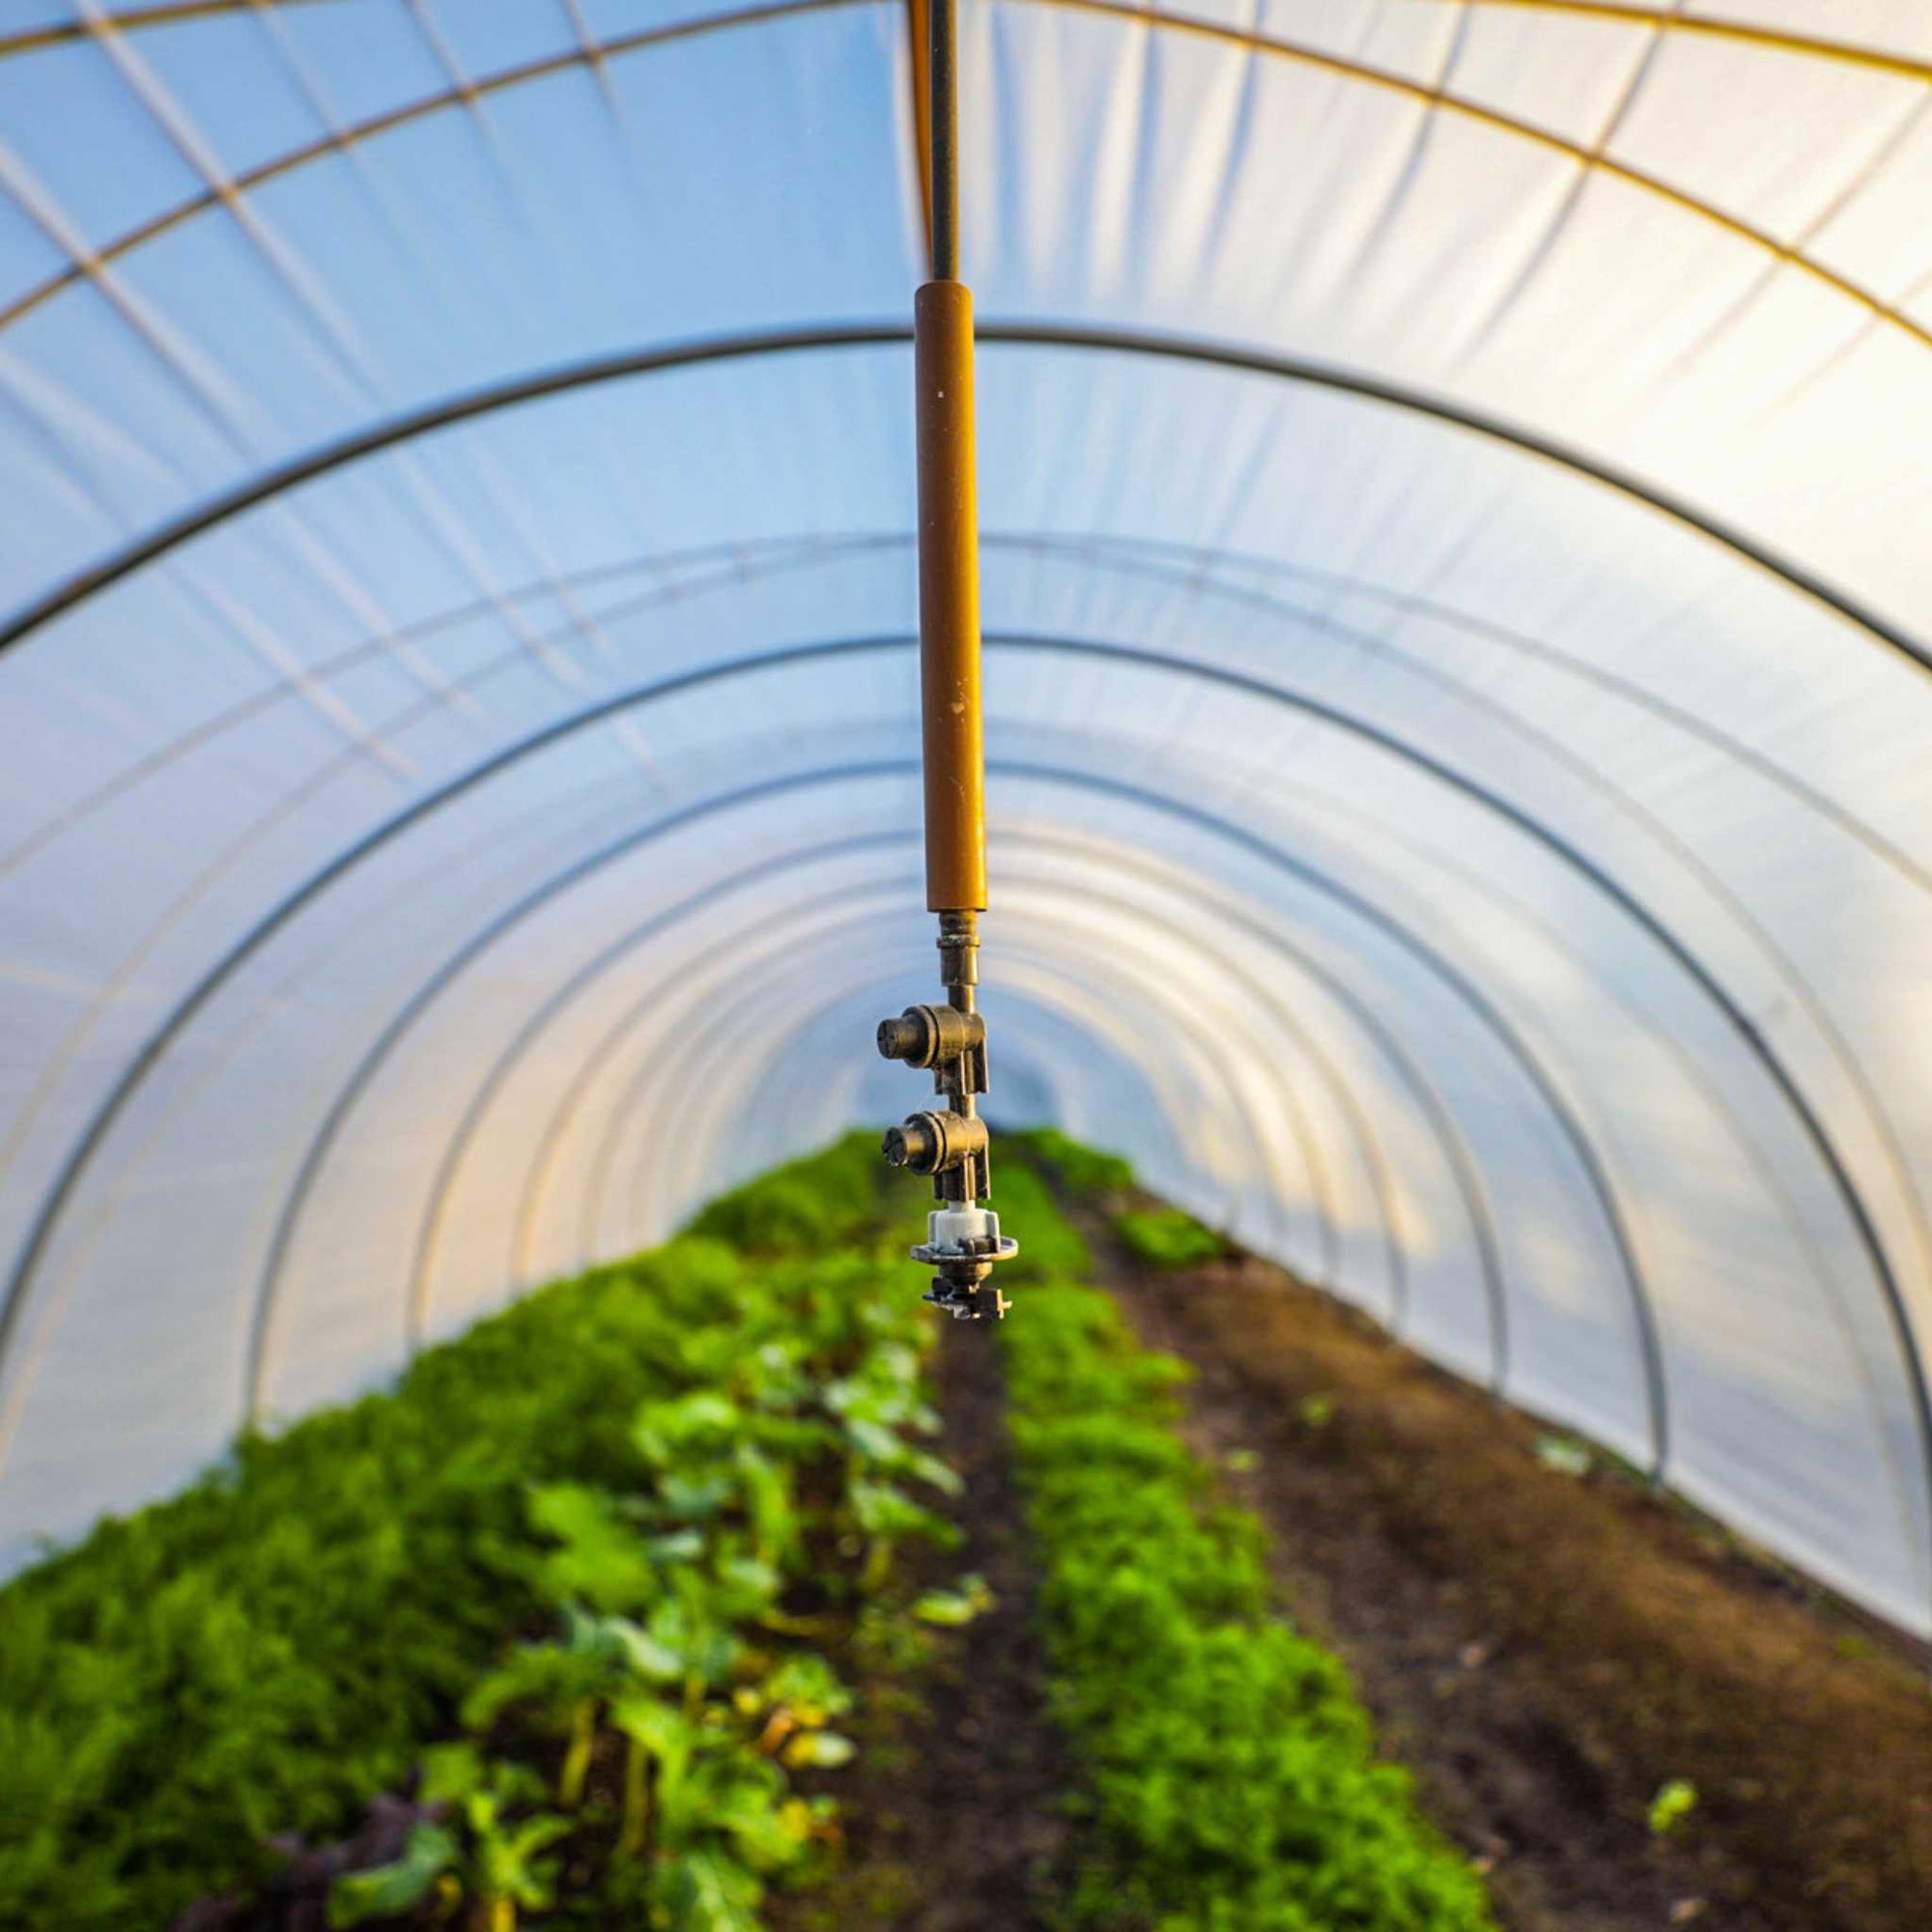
[0,0,1930,1648]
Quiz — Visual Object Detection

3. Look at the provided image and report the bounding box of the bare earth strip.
[1090,1231,1931,1932]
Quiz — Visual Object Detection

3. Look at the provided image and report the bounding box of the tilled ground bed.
[778,1207,1930,1932]
[770,1321,1072,1930]
[1091,1229,1932,1932]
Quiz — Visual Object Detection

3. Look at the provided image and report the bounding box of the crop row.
[998,1138,1495,1929]
[0,1130,1496,1930]
[0,1136,950,1930]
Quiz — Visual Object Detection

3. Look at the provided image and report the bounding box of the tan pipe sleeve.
[914,278,987,914]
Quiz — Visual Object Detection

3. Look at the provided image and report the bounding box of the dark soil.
[1088,1220,1932,1932]
[773,1319,1071,1929]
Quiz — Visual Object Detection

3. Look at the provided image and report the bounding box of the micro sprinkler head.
[874,981,1019,1320]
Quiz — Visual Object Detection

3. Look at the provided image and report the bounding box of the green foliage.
[327,1822,459,1926]
[987,1151,1094,1284]
[1115,1206,1232,1270]
[340,1747,570,1932]
[1533,1434,1594,1478]
[0,1243,695,1928]
[1008,1124,1137,1195]
[1001,1186,1495,1930]
[0,1124,1496,1932]
[911,1573,996,1627]
[658,1845,763,1931]
[685,1133,895,1255]
[0,1133,916,1931]
[431,1200,955,1923]
[1295,1393,1337,1431]
[1648,1778,1698,1836]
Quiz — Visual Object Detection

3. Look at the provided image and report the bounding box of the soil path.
[778,1321,1068,1929]
[1092,1229,1931,1932]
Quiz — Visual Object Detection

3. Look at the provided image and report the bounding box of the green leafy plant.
[0,1134,930,1931]
[1534,1434,1594,1478]
[1115,1206,1232,1270]
[329,1747,570,1932]
[1009,1125,1137,1195]
[327,1821,460,1927]
[1649,1778,1699,1836]
[5,1126,1506,1932]
[986,1153,1097,1284]
[999,1152,1496,1931]
[912,1574,996,1627]
[656,1844,763,1931]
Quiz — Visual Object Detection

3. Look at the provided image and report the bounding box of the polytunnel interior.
[2,0,1932,1674]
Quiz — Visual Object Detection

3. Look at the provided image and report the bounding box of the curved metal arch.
[17,512,1915,1268]
[0,0,1917,1592]
[699,951,1322,1271]
[405,827,900,1349]
[13,510,1922,1366]
[1030,842,1473,1337]
[1021,892,1348,1284]
[1121,753,1932,1492]
[1023,833,1475,1339]
[22,522,1925,903]
[1419,0,1932,79]
[236,781,1459,1418]
[30,488,1918,1356]
[473,814,1506,1345]
[0,637,868,1399]
[569,889,1294,1283]
[243,798,894,1414]
[999,637,1925,1452]
[999,544,1932,1310]
[616,841,1406,1300]
[1094,825,1925,1549]
[34,688,1886,1515]
[1014,529,1932,895]
[591,935,1159,1252]
[14,625,1913,1493]
[283,733,1605,1431]
[252,818,1344,1396]
[609,890,1346,1284]
[594,879,1376,1294]
[408,823,1414,1347]
[1040,878,1380,1298]
[994,754,1658,1442]
[588,899,1329,1290]
[593,770,1647,1419]
[21,621,1932,1520]
[4,323,1925,679]
[7,0,1927,378]
[0,0,876,328]
[1034,0,1932,357]
[0,529,906,887]
[15,626,1932,1567]
[1,0,331,56]
[0,729,1658,1488]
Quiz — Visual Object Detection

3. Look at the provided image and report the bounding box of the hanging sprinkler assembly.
[876,0,1018,1320]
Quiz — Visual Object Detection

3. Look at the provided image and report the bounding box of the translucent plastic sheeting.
[0,1,1930,1637]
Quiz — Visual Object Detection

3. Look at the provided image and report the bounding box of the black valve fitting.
[881,1108,988,1176]
[876,1003,985,1069]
